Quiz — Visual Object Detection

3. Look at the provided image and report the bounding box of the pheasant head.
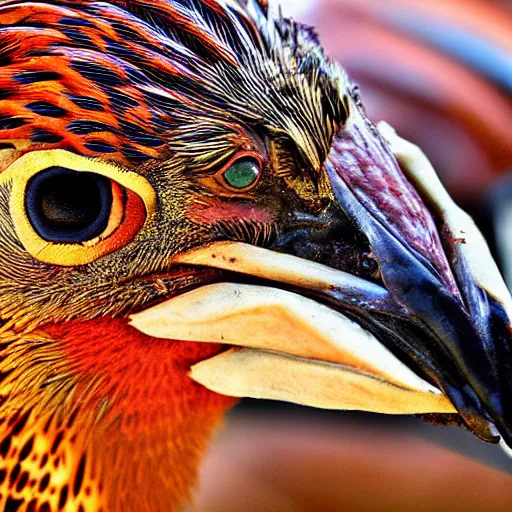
[0,1,511,510]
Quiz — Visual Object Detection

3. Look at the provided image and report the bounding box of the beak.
[373,124,512,449]
[130,119,512,454]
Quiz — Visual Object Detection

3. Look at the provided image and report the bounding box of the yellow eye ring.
[1,149,156,266]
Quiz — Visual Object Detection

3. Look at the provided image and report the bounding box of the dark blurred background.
[194,1,512,510]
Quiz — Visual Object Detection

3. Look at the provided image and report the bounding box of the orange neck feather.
[0,319,236,511]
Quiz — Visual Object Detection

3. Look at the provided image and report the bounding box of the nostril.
[361,252,379,275]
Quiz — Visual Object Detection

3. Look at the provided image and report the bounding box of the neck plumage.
[0,319,235,511]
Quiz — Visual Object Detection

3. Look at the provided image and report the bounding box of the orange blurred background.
[194,1,512,510]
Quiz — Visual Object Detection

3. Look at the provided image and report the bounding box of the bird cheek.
[187,201,275,226]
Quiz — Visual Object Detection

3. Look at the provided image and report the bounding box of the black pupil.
[25,166,112,243]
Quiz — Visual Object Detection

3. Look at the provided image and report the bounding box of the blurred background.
[195,1,512,510]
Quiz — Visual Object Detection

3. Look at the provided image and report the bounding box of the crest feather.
[0,0,348,169]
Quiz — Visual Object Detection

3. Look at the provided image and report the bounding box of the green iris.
[223,158,260,189]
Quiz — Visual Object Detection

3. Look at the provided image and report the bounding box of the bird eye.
[26,167,115,243]
[222,158,261,190]
[3,149,156,266]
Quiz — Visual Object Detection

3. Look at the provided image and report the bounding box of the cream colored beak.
[130,262,455,415]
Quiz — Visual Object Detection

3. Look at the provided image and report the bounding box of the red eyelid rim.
[215,151,264,192]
